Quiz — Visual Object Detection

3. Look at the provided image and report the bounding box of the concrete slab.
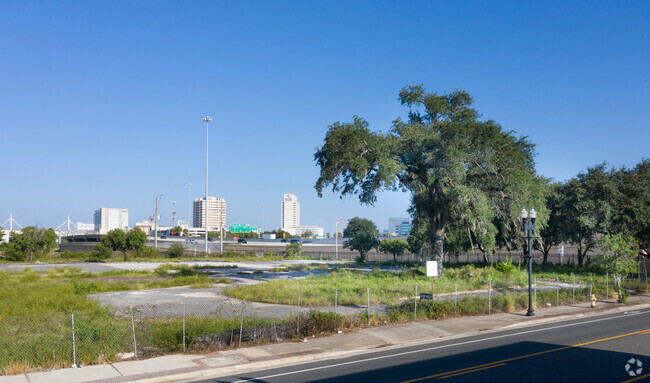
[0,375,29,383]
[112,354,202,376]
[221,341,316,356]
[200,354,249,367]
[26,365,120,383]
[357,323,433,344]
[307,331,386,352]
[232,348,273,358]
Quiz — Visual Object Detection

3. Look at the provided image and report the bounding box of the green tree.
[377,238,409,261]
[167,243,186,258]
[285,242,302,257]
[535,183,568,269]
[127,229,147,253]
[171,226,183,236]
[343,217,378,238]
[301,230,315,239]
[597,234,638,302]
[611,159,649,250]
[7,226,57,262]
[93,238,113,260]
[344,233,379,263]
[563,163,620,267]
[105,228,129,261]
[315,85,546,264]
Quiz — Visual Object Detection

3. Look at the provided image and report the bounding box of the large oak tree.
[315,85,547,263]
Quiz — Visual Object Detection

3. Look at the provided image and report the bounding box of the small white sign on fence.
[426,261,439,277]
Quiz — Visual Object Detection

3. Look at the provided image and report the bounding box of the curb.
[132,350,359,383]
[130,301,650,383]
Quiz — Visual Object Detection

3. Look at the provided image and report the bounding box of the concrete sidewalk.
[2,294,649,383]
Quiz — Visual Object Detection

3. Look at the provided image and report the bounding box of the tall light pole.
[521,208,537,317]
[203,116,212,255]
[187,183,191,234]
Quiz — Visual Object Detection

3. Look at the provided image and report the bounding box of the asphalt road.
[191,307,650,383]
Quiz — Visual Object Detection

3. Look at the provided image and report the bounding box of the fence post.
[488,281,491,314]
[556,276,559,306]
[239,302,245,347]
[182,303,186,353]
[71,313,77,368]
[334,289,338,333]
[414,285,418,320]
[454,281,457,316]
[367,288,370,325]
[131,312,138,359]
[572,274,575,304]
[335,289,338,315]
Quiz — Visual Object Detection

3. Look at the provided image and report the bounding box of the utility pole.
[154,195,162,249]
[188,183,192,233]
[203,116,212,255]
[171,201,176,227]
[316,217,349,260]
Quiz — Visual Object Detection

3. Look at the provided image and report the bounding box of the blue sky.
[1,0,648,233]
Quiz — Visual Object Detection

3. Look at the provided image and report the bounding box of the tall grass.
[225,265,530,306]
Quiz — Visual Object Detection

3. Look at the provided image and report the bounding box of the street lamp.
[188,183,192,235]
[521,208,537,317]
[203,116,212,255]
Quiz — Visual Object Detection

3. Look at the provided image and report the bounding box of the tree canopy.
[316,85,547,262]
[344,232,379,263]
[2,226,57,262]
[378,238,409,261]
[343,217,378,238]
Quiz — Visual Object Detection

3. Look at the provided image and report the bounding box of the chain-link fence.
[0,273,639,374]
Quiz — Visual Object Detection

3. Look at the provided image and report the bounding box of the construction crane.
[316,217,350,260]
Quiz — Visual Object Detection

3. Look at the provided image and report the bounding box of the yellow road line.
[400,328,650,383]
[621,372,650,383]
[438,363,507,379]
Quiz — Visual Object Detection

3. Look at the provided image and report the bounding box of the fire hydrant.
[590,294,597,308]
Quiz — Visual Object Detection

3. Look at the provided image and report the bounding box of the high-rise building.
[389,217,412,236]
[94,208,129,234]
[281,193,300,231]
[193,197,226,230]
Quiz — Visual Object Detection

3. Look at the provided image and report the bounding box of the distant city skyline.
[1,1,647,232]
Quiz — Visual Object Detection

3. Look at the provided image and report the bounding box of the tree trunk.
[123,250,128,261]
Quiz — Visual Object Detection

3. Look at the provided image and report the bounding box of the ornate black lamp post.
[521,208,537,317]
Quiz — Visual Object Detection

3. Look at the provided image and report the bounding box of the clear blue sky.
[1,0,648,232]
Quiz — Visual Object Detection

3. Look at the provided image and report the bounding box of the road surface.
[188,307,650,383]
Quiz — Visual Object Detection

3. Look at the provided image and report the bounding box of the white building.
[76,222,95,231]
[279,194,324,237]
[94,208,129,234]
[294,225,324,238]
[281,193,300,232]
[389,217,412,236]
[193,197,226,230]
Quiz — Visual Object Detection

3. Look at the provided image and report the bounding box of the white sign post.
[426,261,438,298]
[426,261,439,277]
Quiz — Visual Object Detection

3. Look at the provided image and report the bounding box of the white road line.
[231,309,649,383]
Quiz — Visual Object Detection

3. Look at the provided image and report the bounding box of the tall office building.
[281,193,300,231]
[389,217,412,236]
[193,197,226,230]
[94,208,129,234]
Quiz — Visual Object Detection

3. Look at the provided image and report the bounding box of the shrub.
[303,311,346,335]
[136,246,160,258]
[167,243,186,258]
[91,240,112,261]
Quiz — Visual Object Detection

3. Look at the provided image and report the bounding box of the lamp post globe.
[523,208,536,317]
